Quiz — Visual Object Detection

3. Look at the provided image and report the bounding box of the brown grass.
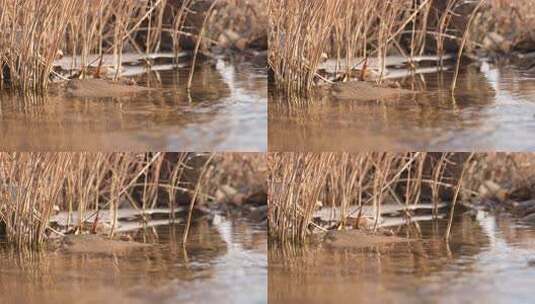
[0,0,188,91]
[268,153,473,243]
[0,1,81,91]
[0,0,267,92]
[269,152,535,243]
[268,0,481,94]
[0,152,264,248]
[208,0,268,50]
[463,153,535,200]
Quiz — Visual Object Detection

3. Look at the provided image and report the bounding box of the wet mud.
[327,81,417,102]
[63,79,154,98]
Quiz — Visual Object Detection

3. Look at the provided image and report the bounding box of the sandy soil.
[329,81,416,101]
[65,79,154,98]
[57,234,151,254]
[321,230,411,249]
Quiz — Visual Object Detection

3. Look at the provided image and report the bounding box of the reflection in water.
[0,61,267,151]
[269,213,535,304]
[0,218,267,304]
[269,64,535,151]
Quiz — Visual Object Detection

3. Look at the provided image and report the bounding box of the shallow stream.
[0,58,267,151]
[269,212,535,304]
[0,217,267,304]
[269,63,535,151]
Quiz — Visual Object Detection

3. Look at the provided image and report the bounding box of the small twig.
[451,0,487,94]
[76,153,163,225]
[83,0,166,70]
[182,154,215,246]
[46,226,65,237]
[314,72,334,84]
[445,153,475,241]
[187,0,219,91]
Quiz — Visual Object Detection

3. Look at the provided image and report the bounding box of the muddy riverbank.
[325,81,417,102]
[60,79,155,98]
[318,230,410,250]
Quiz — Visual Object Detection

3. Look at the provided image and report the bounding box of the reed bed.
[268,0,484,94]
[0,0,186,91]
[268,152,473,243]
[0,0,81,91]
[0,0,265,92]
[0,152,263,248]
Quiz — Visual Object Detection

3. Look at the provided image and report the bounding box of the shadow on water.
[0,61,267,151]
[0,218,267,304]
[268,212,535,304]
[269,63,535,151]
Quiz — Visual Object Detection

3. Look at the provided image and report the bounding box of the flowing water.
[0,217,267,304]
[269,63,535,151]
[269,212,535,304]
[0,59,267,151]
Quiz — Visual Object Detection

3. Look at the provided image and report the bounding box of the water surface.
[269,212,535,304]
[0,60,267,151]
[269,63,535,151]
[0,217,267,304]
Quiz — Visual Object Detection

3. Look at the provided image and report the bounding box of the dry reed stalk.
[451,0,487,94]
[63,153,109,229]
[445,153,475,240]
[64,0,170,77]
[268,153,335,243]
[167,154,190,221]
[0,0,82,91]
[431,153,450,217]
[268,152,469,243]
[0,153,73,248]
[0,152,261,248]
[182,154,215,245]
[0,0,196,91]
[269,0,341,93]
[172,0,195,57]
[187,0,219,90]
[269,0,472,94]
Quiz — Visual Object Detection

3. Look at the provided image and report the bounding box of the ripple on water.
[268,213,535,304]
[0,60,267,151]
[269,64,535,151]
[0,218,267,304]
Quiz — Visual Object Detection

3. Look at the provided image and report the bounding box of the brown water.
[0,217,267,304]
[0,61,267,151]
[269,212,535,304]
[269,63,535,151]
